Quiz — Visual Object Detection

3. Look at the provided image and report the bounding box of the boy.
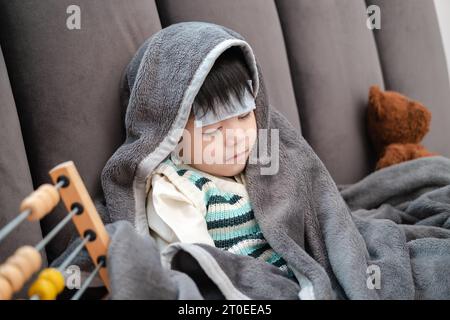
[146,47,293,278]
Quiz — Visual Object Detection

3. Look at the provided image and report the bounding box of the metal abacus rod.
[34,206,80,252]
[70,260,104,300]
[0,161,110,300]
[58,234,92,272]
[0,179,66,244]
[0,210,31,243]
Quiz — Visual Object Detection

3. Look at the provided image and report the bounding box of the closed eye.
[203,126,222,136]
[238,112,251,120]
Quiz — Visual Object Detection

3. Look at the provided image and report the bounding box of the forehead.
[186,110,255,129]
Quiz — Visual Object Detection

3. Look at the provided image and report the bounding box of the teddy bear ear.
[410,101,432,135]
[369,85,385,120]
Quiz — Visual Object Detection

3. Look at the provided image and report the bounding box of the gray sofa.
[1,0,449,274]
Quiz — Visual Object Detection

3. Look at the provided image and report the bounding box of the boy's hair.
[194,46,252,118]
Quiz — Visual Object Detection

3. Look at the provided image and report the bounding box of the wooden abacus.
[0,161,110,300]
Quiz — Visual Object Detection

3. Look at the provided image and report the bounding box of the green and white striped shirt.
[153,158,294,278]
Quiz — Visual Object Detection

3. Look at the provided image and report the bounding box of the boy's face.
[176,110,257,177]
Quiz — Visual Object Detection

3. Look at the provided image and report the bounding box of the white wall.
[435,0,450,85]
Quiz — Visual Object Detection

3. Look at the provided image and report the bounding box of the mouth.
[226,148,249,163]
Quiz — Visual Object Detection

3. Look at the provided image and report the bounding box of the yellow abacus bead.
[0,276,13,300]
[28,278,57,300]
[15,246,42,273]
[0,264,25,292]
[38,268,65,294]
[7,254,34,279]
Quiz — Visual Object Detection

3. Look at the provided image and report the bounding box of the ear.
[369,85,385,120]
[410,101,432,138]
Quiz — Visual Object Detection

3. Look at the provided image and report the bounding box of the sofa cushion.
[0,0,162,261]
[367,0,450,158]
[276,0,384,184]
[0,46,46,267]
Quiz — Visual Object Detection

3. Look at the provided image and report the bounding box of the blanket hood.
[101,22,263,233]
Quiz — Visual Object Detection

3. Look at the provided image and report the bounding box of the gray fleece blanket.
[53,22,450,300]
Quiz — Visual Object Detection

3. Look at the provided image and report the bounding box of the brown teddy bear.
[367,85,437,170]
